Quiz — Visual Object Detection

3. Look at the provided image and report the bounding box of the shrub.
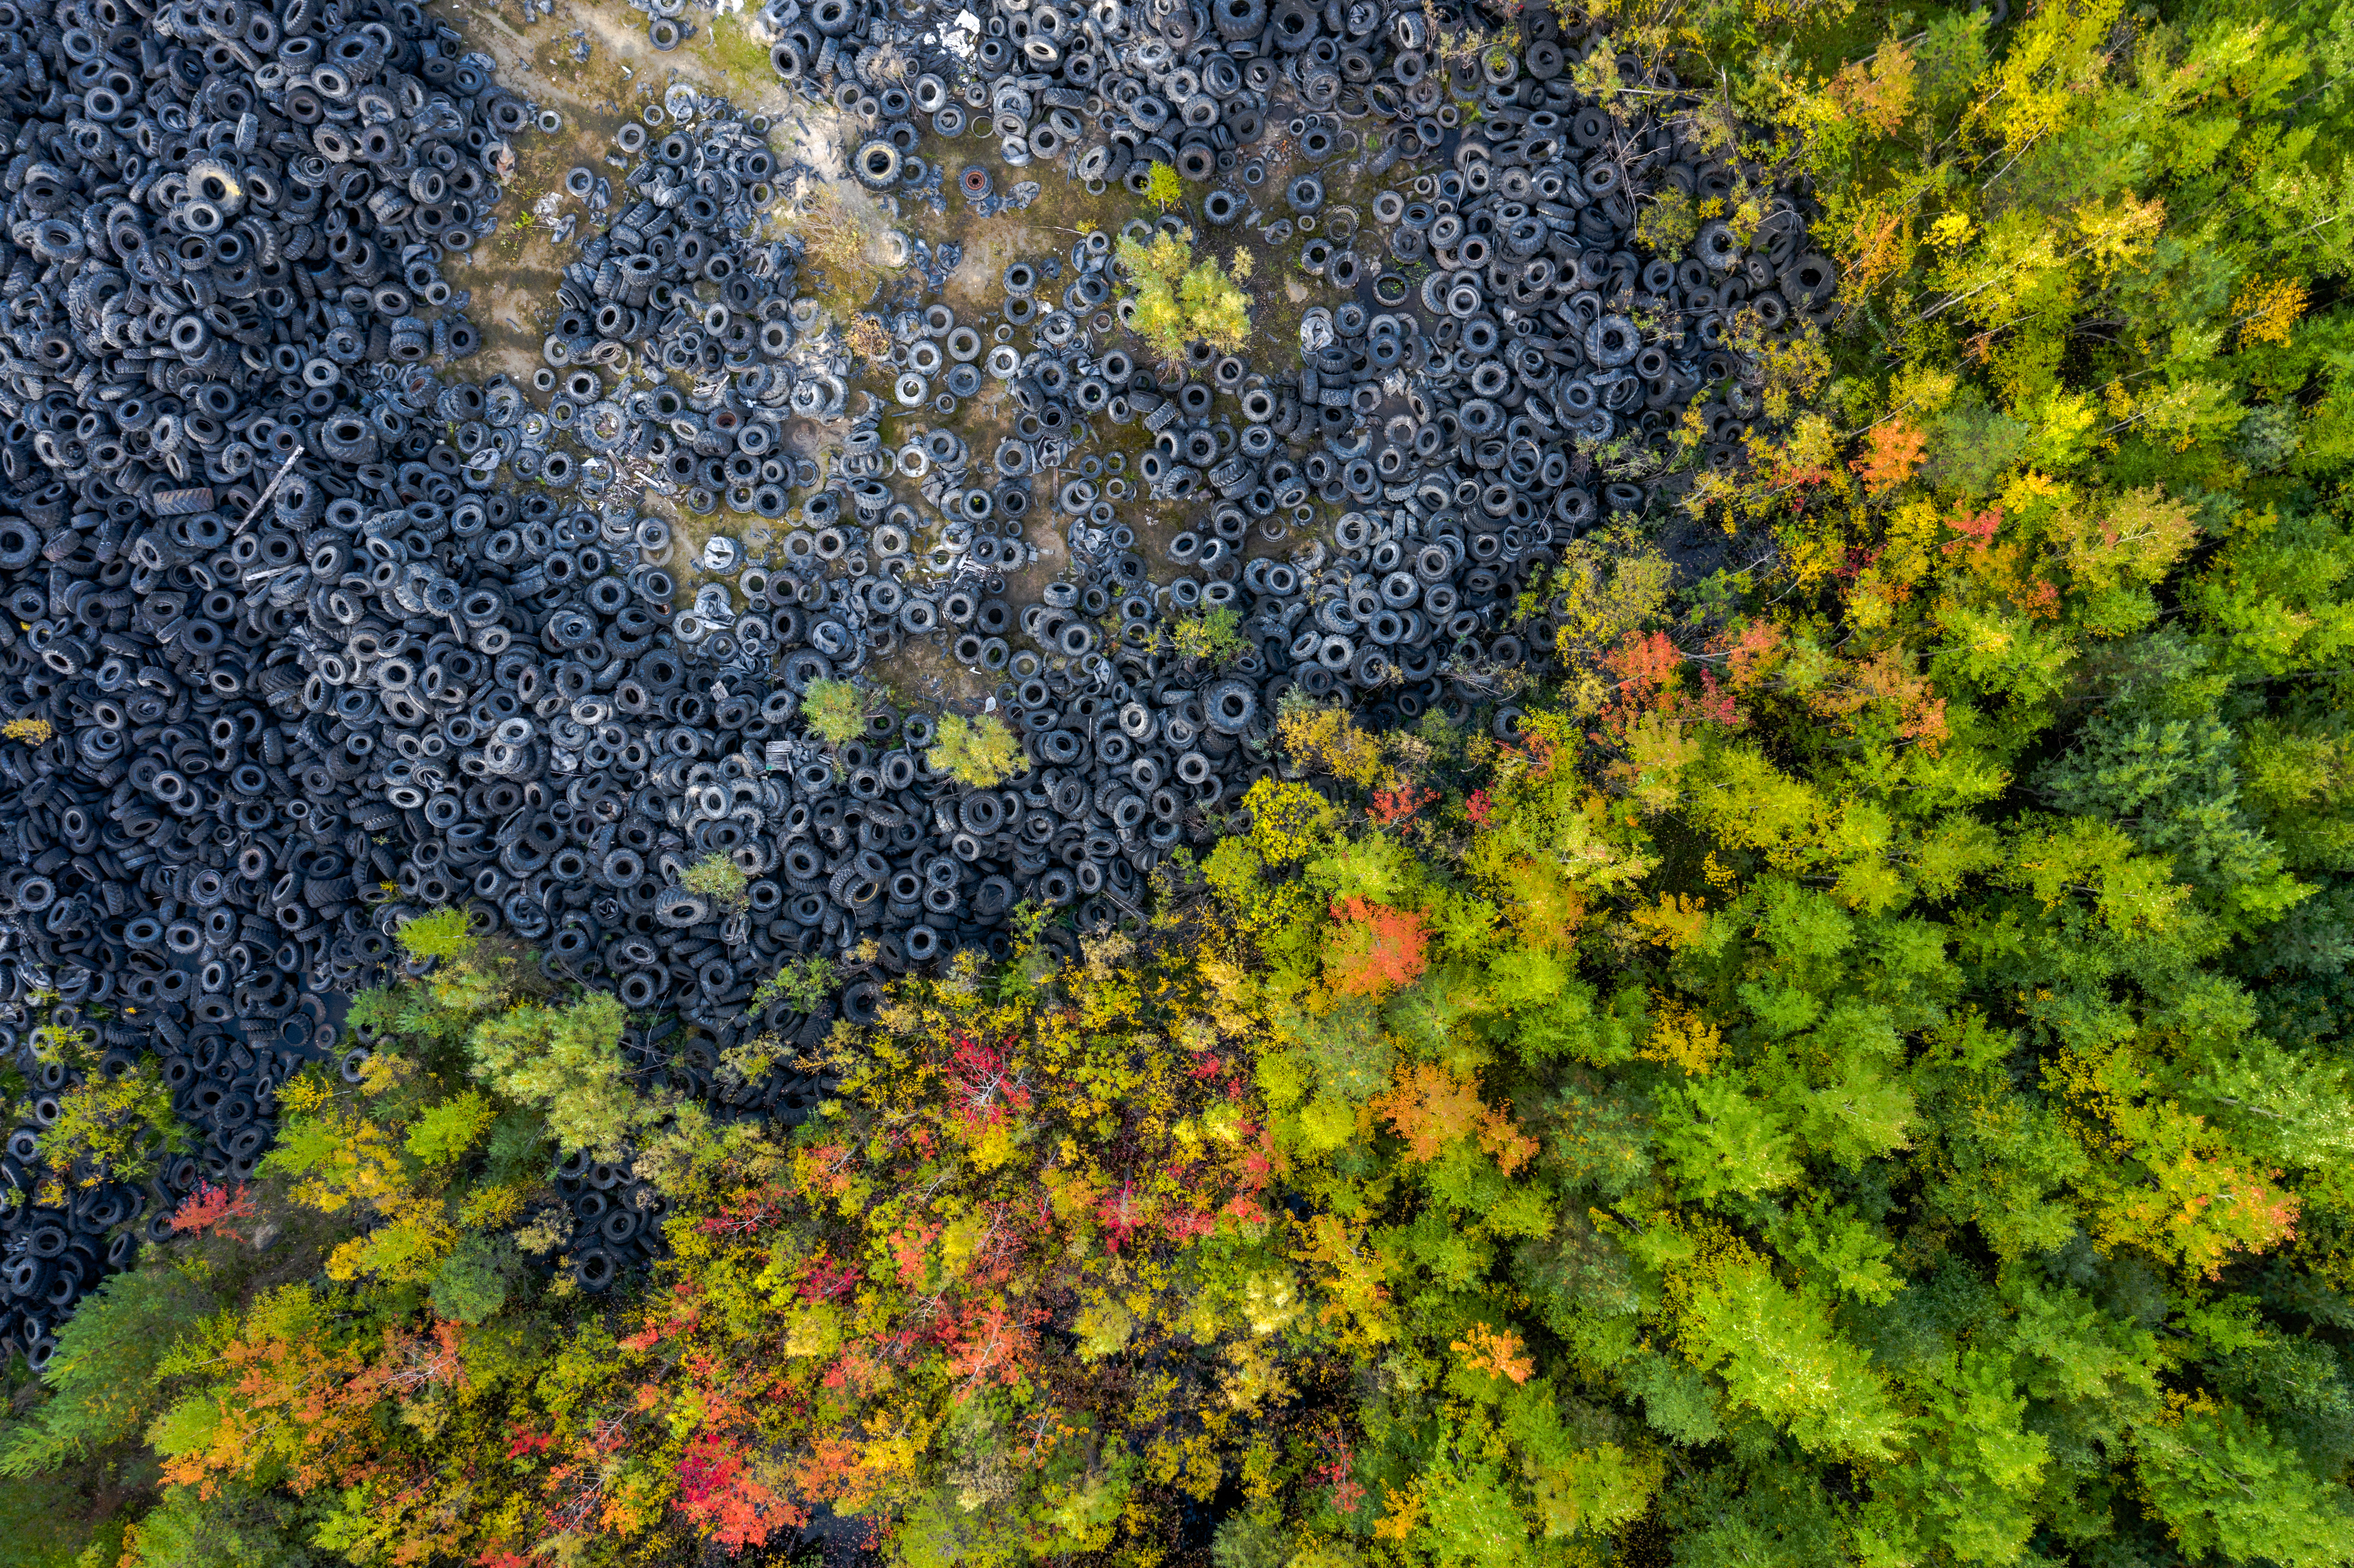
[750,955,839,1013]
[681,853,750,910]
[1143,158,1183,210]
[34,1060,184,1193]
[929,712,1024,788]
[393,908,476,961]
[1115,228,1251,364]
[1171,606,1249,664]
[800,678,866,747]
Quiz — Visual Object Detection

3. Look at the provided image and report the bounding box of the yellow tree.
[1116,229,1251,365]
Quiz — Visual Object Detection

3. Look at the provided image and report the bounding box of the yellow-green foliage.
[467,992,635,1159]
[1116,228,1251,364]
[395,908,476,961]
[800,678,866,747]
[1143,159,1184,208]
[1277,694,1390,790]
[751,954,839,1013]
[1170,606,1248,664]
[681,853,750,909]
[2,716,52,744]
[928,712,1024,788]
[1203,777,1345,956]
[34,1061,183,1193]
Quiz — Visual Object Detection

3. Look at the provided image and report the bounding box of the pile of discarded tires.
[0,0,1821,1353]
[0,0,592,1359]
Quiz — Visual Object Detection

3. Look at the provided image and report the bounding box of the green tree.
[928,712,1024,788]
[681,852,750,910]
[2137,1404,2354,1568]
[0,1265,216,1475]
[119,1483,321,1568]
[800,678,866,747]
[467,992,635,1159]
[1115,229,1251,365]
[1142,159,1183,209]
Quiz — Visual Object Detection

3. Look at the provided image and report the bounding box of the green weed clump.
[681,853,750,910]
[1115,227,1251,365]
[800,678,866,747]
[928,712,1024,788]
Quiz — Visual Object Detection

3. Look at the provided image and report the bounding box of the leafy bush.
[928,712,1023,788]
[33,1059,183,1194]
[1115,228,1250,364]
[392,907,475,960]
[1170,606,1248,664]
[1141,158,1183,210]
[800,677,866,747]
[681,852,750,910]
[750,954,839,1013]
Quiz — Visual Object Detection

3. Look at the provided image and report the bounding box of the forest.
[1,0,2352,1562]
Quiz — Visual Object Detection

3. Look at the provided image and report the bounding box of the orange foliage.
[1451,1323,1535,1384]
[1605,630,1685,696]
[171,1181,257,1242]
[1824,39,1915,133]
[676,1433,805,1548]
[943,1302,1045,1391]
[1943,504,2004,557]
[890,1220,943,1287]
[1326,899,1430,997]
[1850,418,1927,494]
[1719,619,1785,691]
[1843,200,1911,296]
[2013,577,2062,619]
[1372,1064,1537,1174]
[1370,783,1438,826]
[159,1309,467,1506]
[373,1321,467,1396]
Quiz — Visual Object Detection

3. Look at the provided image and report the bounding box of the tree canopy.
[6,0,2354,1562]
